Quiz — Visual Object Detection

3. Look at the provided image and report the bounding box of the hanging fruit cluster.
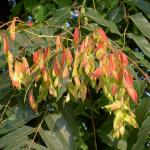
[2,18,138,138]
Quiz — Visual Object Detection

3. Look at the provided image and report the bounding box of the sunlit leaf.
[28,89,38,112]
[9,17,18,41]
[68,81,78,98]
[73,27,79,47]
[37,81,48,102]
[33,50,40,64]
[53,57,60,76]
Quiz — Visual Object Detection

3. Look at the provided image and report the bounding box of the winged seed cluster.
[2,19,138,138]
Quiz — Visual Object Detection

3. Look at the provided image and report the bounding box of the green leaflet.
[44,114,74,150]
[135,0,150,19]
[132,116,150,150]
[0,106,38,135]
[130,13,150,40]
[0,126,35,149]
[128,33,150,58]
[106,7,124,23]
[23,0,38,13]
[127,98,150,149]
[135,98,150,126]
[0,113,74,150]
[131,51,150,69]
[86,8,121,36]
[46,8,70,25]
[0,71,11,101]
[134,80,147,98]
[53,0,72,7]
[33,5,46,23]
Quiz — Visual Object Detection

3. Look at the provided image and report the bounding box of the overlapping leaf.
[86,8,121,35]
[0,113,74,150]
[128,33,150,58]
[130,13,150,40]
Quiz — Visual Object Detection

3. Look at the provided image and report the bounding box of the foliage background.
[0,0,150,150]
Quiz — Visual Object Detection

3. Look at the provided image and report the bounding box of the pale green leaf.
[37,81,48,102]
[45,114,74,150]
[0,106,37,135]
[0,126,35,149]
[39,128,66,150]
[27,140,48,150]
[65,93,70,103]
[61,104,85,149]
[117,140,127,150]
[4,137,28,150]
[4,139,48,150]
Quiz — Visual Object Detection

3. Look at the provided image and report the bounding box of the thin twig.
[123,21,129,48]
[91,111,97,150]
[46,24,73,36]
[23,76,36,103]
[128,56,150,84]
[0,21,12,29]
[0,92,14,123]
[92,0,96,11]
[27,110,47,150]
[121,1,127,20]
[121,1,129,49]
[0,20,25,29]
[120,1,149,84]
[89,91,97,150]
[24,29,73,41]
[82,0,86,5]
